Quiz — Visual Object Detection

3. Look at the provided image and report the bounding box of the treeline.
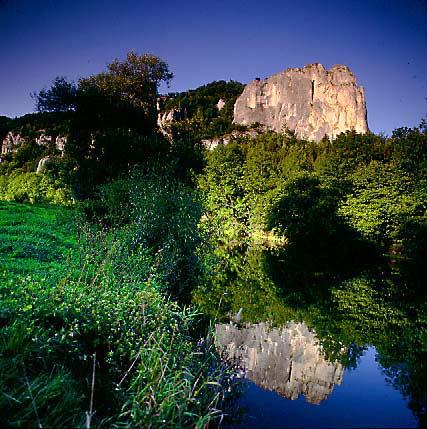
[0,56,245,203]
[198,126,427,262]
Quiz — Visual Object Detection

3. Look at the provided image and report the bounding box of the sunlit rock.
[233,63,368,141]
[217,98,226,111]
[55,135,67,153]
[36,156,51,173]
[201,127,264,150]
[157,107,186,139]
[36,133,53,146]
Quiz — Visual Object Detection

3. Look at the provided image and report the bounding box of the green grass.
[0,201,77,278]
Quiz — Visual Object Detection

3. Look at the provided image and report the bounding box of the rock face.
[216,98,226,111]
[36,156,51,173]
[201,127,264,150]
[233,63,368,141]
[35,133,53,147]
[1,132,25,155]
[157,107,186,139]
[55,136,67,152]
[1,131,66,159]
[215,321,344,404]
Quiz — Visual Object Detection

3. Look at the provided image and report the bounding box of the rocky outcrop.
[36,156,51,173]
[201,128,264,150]
[157,107,187,139]
[1,132,25,155]
[1,131,66,159]
[233,63,368,141]
[215,321,344,404]
[55,136,67,152]
[35,133,53,146]
[36,132,67,153]
[216,98,226,111]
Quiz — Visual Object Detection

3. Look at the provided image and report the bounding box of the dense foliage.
[0,171,72,204]
[32,77,79,113]
[1,58,239,198]
[160,80,244,141]
[0,170,227,428]
[198,126,427,262]
[14,52,180,197]
[1,112,72,141]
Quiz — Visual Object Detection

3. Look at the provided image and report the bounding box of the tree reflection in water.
[193,243,427,426]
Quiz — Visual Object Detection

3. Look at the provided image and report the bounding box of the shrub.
[0,171,73,204]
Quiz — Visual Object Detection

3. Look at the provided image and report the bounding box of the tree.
[30,53,175,195]
[79,52,173,125]
[267,175,339,243]
[32,77,78,112]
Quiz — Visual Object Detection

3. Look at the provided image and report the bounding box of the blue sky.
[0,0,426,134]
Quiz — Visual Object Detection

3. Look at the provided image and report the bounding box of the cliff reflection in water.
[216,321,343,404]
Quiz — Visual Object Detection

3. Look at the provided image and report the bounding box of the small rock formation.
[1,131,66,161]
[1,132,25,155]
[35,133,53,147]
[215,321,344,404]
[157,107,187,139]
[35,132,67,153]
[201,128,264,150]
[216,98,226,111]
[55,136,67,152]
[233,63,368,141]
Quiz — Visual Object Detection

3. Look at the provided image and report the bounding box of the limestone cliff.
[215,321,344,404]
[201,127,264,150]
[233,63,368,141]
[1,131,66,158]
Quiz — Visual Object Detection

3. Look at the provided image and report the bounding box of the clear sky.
[0,0,426,135]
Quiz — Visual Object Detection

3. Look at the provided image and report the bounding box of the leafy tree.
[32,77,78,112]
[0,115,11,140]
[29,52,175,195]
[198,142,248,240]
[267,175,338,242]
[389,125,427,178]
[80,52,173,125]
[338,162,425,248]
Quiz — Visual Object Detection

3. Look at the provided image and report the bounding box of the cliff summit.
[233,63,368,141]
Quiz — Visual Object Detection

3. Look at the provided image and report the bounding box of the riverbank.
[0,201,227,428]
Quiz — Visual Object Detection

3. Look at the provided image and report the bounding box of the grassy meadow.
[0,202,77,278]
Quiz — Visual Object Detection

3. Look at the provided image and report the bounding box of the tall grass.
[0,173,228,428]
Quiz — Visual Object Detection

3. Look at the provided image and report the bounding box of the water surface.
[194,244,427,428]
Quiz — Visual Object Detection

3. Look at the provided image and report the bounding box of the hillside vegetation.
[0,53,230,428]
[160,80,244,140]
[199,127,427,263]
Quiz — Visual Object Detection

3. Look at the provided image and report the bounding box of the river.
[193,243,427,428]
